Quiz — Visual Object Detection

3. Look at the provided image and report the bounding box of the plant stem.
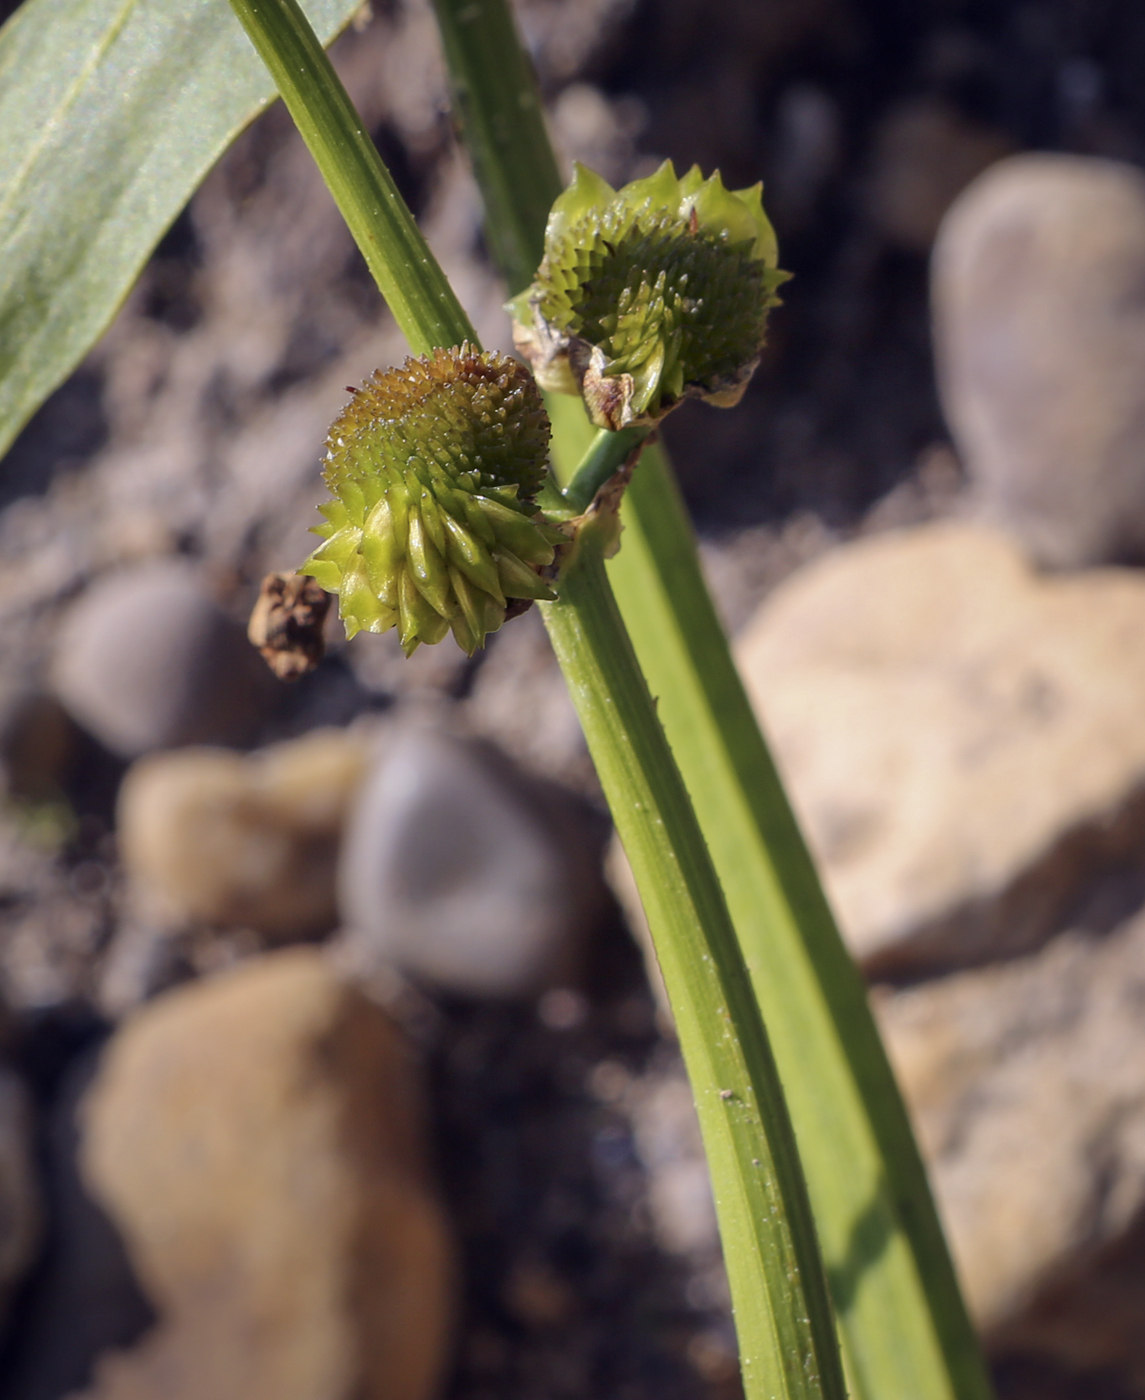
[542,522,845,1400]
[431,0,561,293]
[227,0,474,354]
[562,423,648,512]
[427,0,995,1396]
[225,1,848,1394]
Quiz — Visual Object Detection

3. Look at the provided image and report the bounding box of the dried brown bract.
[248,573,332,681]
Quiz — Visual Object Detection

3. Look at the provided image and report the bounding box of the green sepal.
[494,548,558,601]
[545,161,617,246]
[406,506,453,617]
[475,495,561,564]
[442,513,506,605]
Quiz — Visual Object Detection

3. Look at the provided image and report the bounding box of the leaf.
[0,0,363,465]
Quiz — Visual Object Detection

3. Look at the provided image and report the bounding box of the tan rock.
[77,948,454,1400]
[737,521,1145,973]
[876,911,1145,1381]
[934,153,1145,567]
[118,728,371,939]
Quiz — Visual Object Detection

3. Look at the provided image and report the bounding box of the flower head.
[511,161,788,430]
[301,346,563,655]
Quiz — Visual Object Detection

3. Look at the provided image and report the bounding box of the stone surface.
[75,949,454,1400]
[50,559,276,758]
[933,153,1145,567]
[0,1070,40,1331]
[737,521,1145,974]
[117,727,372,940]
[876,910,1145,1385]
[338,726,608,998]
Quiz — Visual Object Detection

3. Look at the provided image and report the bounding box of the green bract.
[301,345,564,655]
[510,160,788,430]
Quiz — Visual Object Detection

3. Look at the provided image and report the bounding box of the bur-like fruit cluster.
[301,346,563,655]
[511,161,788,430]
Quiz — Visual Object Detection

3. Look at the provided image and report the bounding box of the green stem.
[543,524,845,1400]
[431,0,561,292]
[225,2,847,1395]
[563,424,648,513]
[227,0,474,354]
[425,0,995,1396]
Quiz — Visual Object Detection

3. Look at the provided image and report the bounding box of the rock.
[0,1070,40,1331]
[876,909,1145,1383]
[117,728,372,940]
[627,1058,719,1261]
[338,726,607,998]
[933,154,1145,567]
[75,949,454,1400]
[868,99,1012,252]
[50,559,276,758]
[737,521,1145,975]
[465,605,592,794]
[549,83,644,186]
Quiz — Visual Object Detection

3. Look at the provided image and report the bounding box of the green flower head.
[301,346,564,656]
[511,160,789,430]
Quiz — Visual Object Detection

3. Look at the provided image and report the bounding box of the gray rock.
[737,521,1145,976]
[76,949,455,1400]
[337,726,607,998]
[876,908,1145,1385]
[50,559,275,758]
[933,153,1145,567]
[465,605,593,794]
[627,1059,719,1262]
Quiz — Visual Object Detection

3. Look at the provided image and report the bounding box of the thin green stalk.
[427,1,994,1396]
[228,0,474,354]
[562,423,648,512]
[431,0,561,292]
[225,2,848,1396]
[543,520,844,1400]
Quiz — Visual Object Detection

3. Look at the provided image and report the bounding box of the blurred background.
[2,0,1145,1396]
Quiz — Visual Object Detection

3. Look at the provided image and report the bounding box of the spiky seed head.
[510,160,789,430]
[299,345,563,656]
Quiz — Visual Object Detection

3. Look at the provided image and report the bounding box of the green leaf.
[0,0,363,466]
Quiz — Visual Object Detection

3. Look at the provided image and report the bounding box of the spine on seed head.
[300,345,564,656]
[509,160,789,431]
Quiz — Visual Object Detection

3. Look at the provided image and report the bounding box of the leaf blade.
[0,0,363,465]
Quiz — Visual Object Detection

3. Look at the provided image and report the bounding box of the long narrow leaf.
[0,0,362,465]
